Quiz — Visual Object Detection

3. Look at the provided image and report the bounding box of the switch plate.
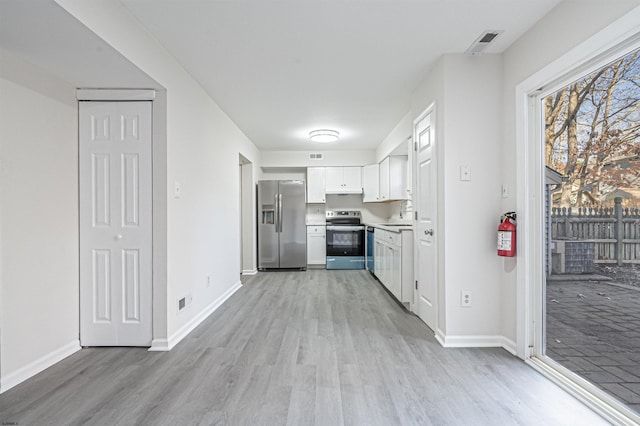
[502,184,509,198]
[206,274,212,288]
[460,165,471,181]
[174,181,181,198]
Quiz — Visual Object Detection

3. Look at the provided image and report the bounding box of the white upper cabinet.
[379,156,408,201]
[362,164,380,203]
[307,167,326,203]
[325,167,362,194]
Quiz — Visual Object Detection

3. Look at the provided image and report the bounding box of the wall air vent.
[309,153,323,160]
[465,30,503,55]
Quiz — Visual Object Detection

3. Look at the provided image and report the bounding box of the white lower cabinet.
[307,225,326,266]
[374,228,413,304]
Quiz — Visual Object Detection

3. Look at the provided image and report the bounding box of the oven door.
[326,225,365,257]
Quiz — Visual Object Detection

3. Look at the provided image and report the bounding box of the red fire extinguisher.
[497,212,516,257]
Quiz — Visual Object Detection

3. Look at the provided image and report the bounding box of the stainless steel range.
[325,210,365,270]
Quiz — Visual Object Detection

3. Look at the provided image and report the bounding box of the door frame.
[515,11,640,423]
[239,154,257,275]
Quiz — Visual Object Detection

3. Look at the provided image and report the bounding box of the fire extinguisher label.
[497,231,512,251]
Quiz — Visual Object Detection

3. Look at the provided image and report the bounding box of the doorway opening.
[239,154,256,276]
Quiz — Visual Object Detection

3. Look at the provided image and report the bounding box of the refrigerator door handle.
[277,193,283,233]
[274,193,279,233]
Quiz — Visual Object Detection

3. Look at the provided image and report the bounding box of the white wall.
[261,169,306,181]
[500,0,640,344]
[441,54,503,338]
[326,195,392,224]
[55,0,261,345]
[408,54,503,341]
[0,49,80,390]
[261,150,376,167]
[375,112,412,162]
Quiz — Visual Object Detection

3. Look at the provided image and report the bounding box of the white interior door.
[414,108,437,332]
[80,101,152,346]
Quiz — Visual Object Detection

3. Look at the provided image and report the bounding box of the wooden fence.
[550,197,640,265]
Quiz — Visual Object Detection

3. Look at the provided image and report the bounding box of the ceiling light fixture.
[309,129,339,143]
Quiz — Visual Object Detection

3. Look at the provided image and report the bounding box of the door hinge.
[414,211,418,221]
[414,141,418,151]
[415,280,418,290]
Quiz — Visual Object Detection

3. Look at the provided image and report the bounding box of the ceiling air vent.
[465,30,503,55]
[309,153,323,160]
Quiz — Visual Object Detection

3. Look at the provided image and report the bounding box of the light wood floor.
[0,270,606,425]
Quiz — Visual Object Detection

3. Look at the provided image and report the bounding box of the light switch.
[174,181,182,198]
[460,165,471,181]
[502,184,509,198]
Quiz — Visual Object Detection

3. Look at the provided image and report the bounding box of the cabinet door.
[307,167,326,203]
[374,238,384,280]
[307,233,327,265]
[388,156,408,200]
[379,157,390,201]
[342,167,362,192]
[363,164,380,203]
[389,245,402,299]
[325,167,344,193]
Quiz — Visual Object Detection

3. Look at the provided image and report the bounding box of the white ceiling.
[120,0,561,151]
[1,0,563,151]
[0,0,159,90]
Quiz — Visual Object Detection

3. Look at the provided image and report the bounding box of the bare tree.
[545,49,640,207]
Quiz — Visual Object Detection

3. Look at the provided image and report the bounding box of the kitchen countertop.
[366,223,413,233]
[306,222,413,232]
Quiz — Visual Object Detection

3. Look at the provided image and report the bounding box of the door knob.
[116,234,123,240]
[424,229,433,236]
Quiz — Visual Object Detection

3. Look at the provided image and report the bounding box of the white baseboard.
[149,281,243,352]
[435,330,517,355]
[436,334,506,348]
[502,337,517,355]
[241,269,258,276]
[0,340,80,394]
[435,328,446,346]
[148,338,169,352]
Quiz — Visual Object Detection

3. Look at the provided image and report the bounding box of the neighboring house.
[546,166,564,276]
[553,155,640,206]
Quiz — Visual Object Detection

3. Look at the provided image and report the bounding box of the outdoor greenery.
[545,47,640,208]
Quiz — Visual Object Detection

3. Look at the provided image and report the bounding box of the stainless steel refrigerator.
[258,180,307,270]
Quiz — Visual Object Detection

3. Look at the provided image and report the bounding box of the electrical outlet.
[461,290,472,307]
[206,274,212,288]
